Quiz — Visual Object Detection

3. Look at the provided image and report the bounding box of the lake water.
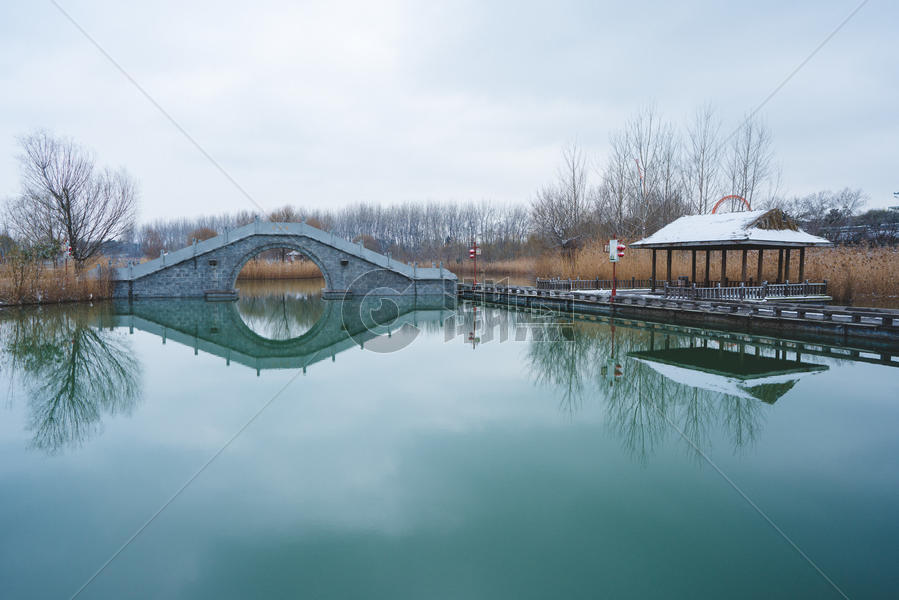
[1,279,897,599]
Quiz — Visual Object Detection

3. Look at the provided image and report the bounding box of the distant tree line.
[134,201,533,264]
[4,116,890,274]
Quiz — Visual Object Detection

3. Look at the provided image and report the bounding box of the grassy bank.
[454,243,899,307]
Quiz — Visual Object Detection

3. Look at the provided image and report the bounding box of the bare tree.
[11,131,138,269]
[4,192,63,250]
[598,128,635,237]
[531,144,591,257]
[186,227,217,244]
[683,104,721,214]
[726,117,774,209]
[597,106,686,238]
[780,188,867,236]
[140,226,165,258]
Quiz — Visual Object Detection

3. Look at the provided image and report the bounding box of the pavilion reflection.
[520,309,830,462]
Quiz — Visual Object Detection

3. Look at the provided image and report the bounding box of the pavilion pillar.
[741,249,748,283]
[651,249,657,292]
[666,249,672,284]
[691,250,697,283]
[704,250,710,284]
[784,248,792,282]
[777,249,784,283]
[798,247,806,281]
[757,249,764,283]
[720,250,727,285]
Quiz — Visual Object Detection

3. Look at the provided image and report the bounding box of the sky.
[0,0,896,223]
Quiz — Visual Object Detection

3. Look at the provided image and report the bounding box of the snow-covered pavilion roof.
[629,209,832,249]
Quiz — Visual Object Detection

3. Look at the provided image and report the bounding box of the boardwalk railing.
[536,277,659,291]
[664,280,827,301]
[459,283,897,332]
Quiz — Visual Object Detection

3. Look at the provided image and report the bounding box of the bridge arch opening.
[232,244,329,341]
[232,243,328,289]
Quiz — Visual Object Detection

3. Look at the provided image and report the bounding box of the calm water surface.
[1,279,897,599]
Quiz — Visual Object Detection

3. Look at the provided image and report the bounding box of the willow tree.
[10,131,138,270]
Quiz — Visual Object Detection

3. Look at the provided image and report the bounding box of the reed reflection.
[1,304,141,453]
[236,279,325,340]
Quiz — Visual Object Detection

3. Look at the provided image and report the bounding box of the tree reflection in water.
[1,304,141,453]
[524,313,774,463]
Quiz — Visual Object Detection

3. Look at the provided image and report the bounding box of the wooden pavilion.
[629,209,832,293]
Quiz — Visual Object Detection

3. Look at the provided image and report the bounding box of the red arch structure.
[711,195,751,214]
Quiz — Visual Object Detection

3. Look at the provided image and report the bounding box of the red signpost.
[469,240,480,284]
[608,237,626,301]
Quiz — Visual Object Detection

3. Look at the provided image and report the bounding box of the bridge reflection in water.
[108,292,455,374]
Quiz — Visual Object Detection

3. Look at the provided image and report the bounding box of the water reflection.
[236,279,325,340]
[112,292,453,372]
[1,304,141,453]
[3,295,884,465]
[493,306,833,462]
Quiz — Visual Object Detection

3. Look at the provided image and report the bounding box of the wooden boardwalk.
[459,283,899,350]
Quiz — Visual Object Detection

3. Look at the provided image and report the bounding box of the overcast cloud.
[0,0,896,222]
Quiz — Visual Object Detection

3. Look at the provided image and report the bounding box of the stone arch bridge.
[113,219,456,299]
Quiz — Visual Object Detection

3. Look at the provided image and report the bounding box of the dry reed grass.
[0,264,112,305]
[236,259,322,280]
[460,242,899,306]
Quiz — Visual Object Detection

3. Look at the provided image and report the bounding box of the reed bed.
[236,259,323,280]
[457,243,899,307]
[0,264,112,305]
